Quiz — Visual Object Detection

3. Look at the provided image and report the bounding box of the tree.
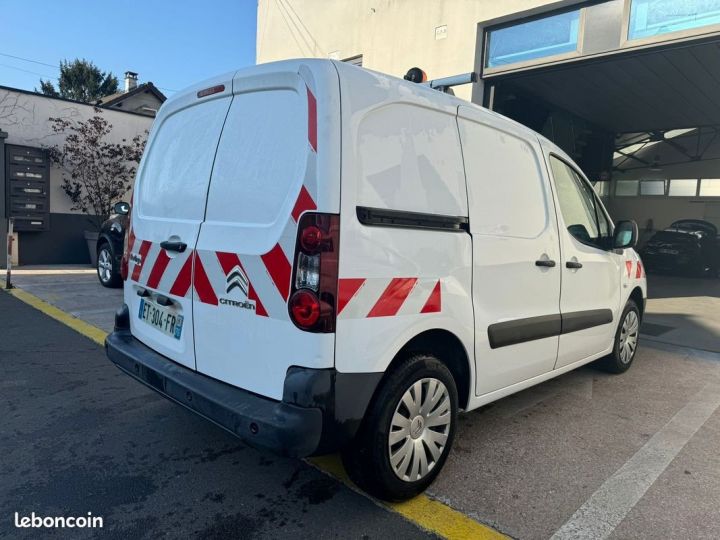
[38,80,59,98]
[38,59,119,103]
[46,109,146,230]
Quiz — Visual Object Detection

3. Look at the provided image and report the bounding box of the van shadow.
[641,311,720,353]
[646,272,720,300]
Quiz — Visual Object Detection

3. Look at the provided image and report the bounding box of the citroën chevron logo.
[225,264,250,297]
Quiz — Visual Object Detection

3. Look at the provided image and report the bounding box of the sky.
[0,0,258,96]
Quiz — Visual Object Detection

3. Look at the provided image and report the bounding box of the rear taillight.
[289,289,321,327]
[120,204,132,281]
[288,213,339,332]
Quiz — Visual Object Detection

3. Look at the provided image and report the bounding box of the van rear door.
[192,64,340,400]
[126,78,234,370]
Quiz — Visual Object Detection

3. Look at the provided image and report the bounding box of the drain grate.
[641,322,674,336]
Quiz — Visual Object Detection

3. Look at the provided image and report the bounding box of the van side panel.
[333,64,474,380]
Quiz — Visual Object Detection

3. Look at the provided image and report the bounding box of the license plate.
[138,298,184,339]
[659,248,679,255]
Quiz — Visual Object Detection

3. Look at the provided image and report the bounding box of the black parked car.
[97,202,130,288]
[641,219,719,277]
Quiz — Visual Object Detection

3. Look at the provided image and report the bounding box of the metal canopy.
[491,39,720,134]
[613,126,720,171]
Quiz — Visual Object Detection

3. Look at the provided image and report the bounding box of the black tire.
[596,299,640,374]
[97,242,122,288]
[341,354,458,501]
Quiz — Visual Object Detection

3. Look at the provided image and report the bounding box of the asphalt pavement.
[0,291,436,539]
[4,269,720,539]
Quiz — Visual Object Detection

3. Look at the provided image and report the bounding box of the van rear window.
[204,88,306,226]
[138,97,232,221]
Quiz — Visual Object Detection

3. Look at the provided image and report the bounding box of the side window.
[577,173,611,239]
[550,156,607,248]
[595,195,611,238]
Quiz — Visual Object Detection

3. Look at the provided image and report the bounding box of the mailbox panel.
[5,145,49,231]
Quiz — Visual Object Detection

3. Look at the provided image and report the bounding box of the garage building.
[257,0,720,235]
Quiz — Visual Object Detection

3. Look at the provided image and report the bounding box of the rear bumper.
[106,330,323,457]
[106,305,382,457]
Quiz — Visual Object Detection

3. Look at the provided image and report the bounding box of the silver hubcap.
[619,310,639,364]
[389,378,451,483]
[98,249,112,282]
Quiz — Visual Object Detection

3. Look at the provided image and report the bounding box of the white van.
[106,59,647,501]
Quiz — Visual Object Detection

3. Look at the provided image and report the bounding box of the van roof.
[161,58,567,163]
[329,59,548,142]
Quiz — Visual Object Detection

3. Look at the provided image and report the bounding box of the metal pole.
[423,72,478,93]
[6,218,13,289]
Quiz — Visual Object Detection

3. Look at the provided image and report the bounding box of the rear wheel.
[596,299,640,374]
[342,354,458,501]
[97,242,121,288]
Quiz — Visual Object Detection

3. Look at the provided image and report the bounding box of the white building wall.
[0,88,152,214]
[257,0,572,101]
[608,158,720,230]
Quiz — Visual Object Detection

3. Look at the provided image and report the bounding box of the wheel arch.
[383,329,472,410]
[629,286,645,319]
[96,234,112,254]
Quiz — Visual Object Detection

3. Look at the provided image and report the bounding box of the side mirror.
[613,220,638,249]
[113,201,130,215]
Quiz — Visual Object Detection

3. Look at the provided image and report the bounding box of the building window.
[629,0,720,40]
[668,179,698,196]
[485,9,581,68]
[700,178,720,196]
[615,179,639,196]
[639,179,666,195]
[343,55,363,67]
[593,181,611,197]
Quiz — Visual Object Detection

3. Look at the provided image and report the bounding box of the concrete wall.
[608,142,720,229]
[0,88,152,265]
[257,0,573,101]
[606,196,715,231]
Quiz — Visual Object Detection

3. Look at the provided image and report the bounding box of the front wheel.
[596,299,640,373]
[342,354,458,501]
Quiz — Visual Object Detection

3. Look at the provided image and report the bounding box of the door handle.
[160,240,187,253]
[566,261,583,269]
[535,259,556,268]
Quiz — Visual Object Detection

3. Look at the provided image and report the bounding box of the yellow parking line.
[2,279,507,540]
[309,455,507,540]
[1,279,107,346]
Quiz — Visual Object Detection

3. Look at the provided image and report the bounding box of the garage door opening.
[478,0,720,351]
